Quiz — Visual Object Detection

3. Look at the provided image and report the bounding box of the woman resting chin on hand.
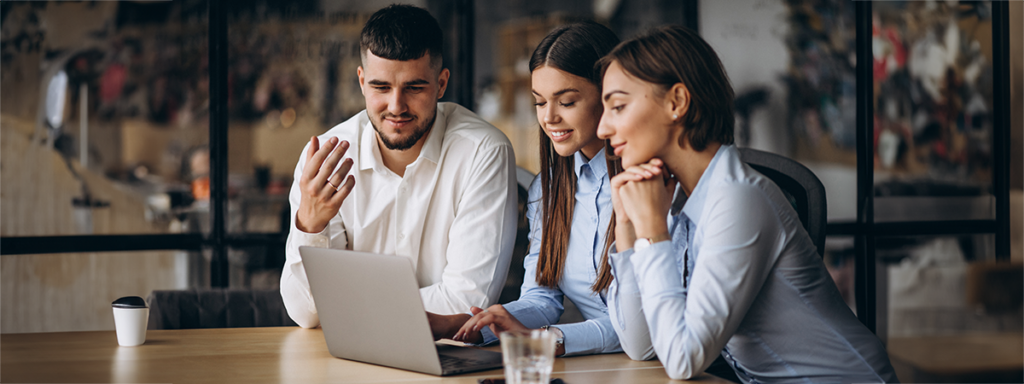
[595,25,899,383]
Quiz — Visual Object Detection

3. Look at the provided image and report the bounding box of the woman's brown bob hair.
[597,25,735,150]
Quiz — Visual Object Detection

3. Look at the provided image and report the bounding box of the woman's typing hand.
[452,305,526,344]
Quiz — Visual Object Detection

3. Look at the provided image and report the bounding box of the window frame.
[0,2,1012,315]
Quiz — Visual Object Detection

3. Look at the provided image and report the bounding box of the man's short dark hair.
[360,4,443,70]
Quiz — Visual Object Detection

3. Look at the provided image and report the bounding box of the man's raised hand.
[296,136,355,233]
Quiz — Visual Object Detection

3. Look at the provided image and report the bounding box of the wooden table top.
[2,327,729,383]
[887,332,1024,375]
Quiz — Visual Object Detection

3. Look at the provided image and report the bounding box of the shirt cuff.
[608,240,628,256]
[293,223,330,248]
[608,241,635,278]
[628,240,681,293]
[554,323,598,356]
[478,325,499,345]
[628,239,674,265]
[609,248,640,295]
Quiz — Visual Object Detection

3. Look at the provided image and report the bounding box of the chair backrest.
[738,148,827,257]
[148,289,297,329]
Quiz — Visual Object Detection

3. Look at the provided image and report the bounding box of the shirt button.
[398,233,405,241]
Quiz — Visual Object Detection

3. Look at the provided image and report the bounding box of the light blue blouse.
[608,145,897,382]
[479,148,622,356]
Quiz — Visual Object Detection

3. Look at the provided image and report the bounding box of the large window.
[1,2,209,238]
[2,1,1015,359]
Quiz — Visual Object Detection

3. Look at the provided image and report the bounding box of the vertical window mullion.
[208,0,229,288]
[854,0,876,333]
[993,1,1011,261]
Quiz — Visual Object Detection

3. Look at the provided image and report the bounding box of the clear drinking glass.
[500,330,556,384]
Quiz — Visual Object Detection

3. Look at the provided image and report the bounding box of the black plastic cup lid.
[112,296,148,308]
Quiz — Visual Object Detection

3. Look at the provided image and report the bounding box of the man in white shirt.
[281,4,517,329]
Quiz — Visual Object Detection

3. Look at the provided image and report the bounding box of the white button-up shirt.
[281,102,518,328]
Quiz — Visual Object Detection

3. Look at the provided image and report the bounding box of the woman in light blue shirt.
[596,25,898,382]
[433,22,650,359]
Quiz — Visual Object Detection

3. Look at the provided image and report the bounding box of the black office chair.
[148,289,297,329]
[738,147,827,257]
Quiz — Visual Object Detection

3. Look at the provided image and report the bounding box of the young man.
[281,4,517,329]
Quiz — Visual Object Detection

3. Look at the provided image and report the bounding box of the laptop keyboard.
[440,354,482,369]
[439,353,498,374]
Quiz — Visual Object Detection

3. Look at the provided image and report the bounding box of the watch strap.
[634,232,671,250]
[541,325,564,346]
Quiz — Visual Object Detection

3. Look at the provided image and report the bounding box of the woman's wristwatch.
[633,232,671,251]
[541,325,565,353]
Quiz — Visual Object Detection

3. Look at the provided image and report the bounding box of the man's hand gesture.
[296,136,355,234]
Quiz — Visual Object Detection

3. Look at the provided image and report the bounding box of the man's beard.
[371,112,436,151]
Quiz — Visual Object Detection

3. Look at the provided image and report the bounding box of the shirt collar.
[680,144,731,226]
[358,105,445,172]
[358,114,381,172]
[573,147,608,180]
[418,104,445,165]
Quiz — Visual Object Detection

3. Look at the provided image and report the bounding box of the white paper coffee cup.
[112,296,149,347]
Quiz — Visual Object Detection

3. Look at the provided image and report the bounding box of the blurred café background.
[1,1,1021,381]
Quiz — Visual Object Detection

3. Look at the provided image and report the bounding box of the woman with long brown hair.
[430,21,651,359]
[598,25,897,381]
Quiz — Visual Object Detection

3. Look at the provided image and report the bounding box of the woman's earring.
[673,114,679,121]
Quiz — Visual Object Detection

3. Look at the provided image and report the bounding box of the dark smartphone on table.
[478,379,564,384]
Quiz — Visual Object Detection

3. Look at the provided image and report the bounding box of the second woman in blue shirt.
[445,22,652,359]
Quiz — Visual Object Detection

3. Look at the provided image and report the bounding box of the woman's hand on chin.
[614,159,675,239]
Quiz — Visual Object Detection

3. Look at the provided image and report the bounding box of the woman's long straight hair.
[530,21,620,292]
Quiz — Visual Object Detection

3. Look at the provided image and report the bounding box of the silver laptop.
[299,246,504,376]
